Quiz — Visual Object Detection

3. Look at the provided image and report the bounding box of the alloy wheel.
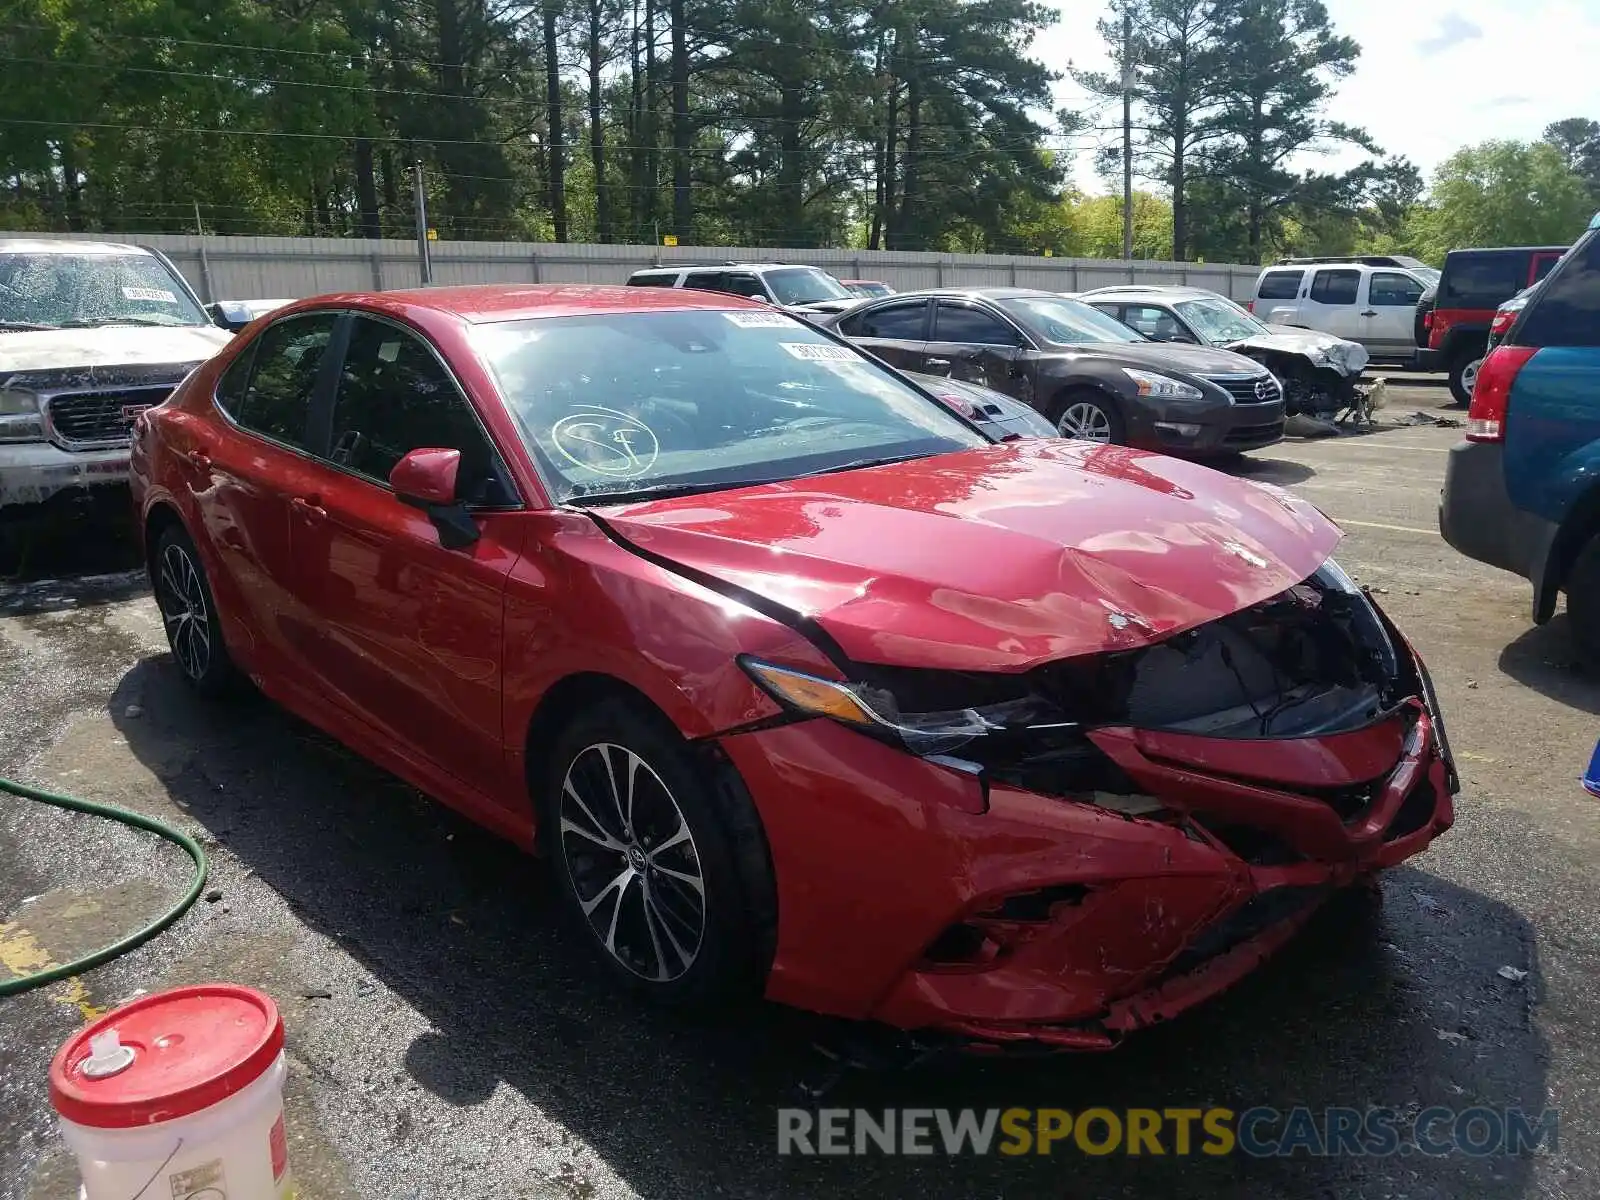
[156,543,212,682]
[1461,356,1482,400]
[559,742,707,982]
[1058,400,1114,442]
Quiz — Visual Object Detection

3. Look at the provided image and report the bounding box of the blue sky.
[1040,0,1600,193]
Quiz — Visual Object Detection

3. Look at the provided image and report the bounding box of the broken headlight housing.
[739,656,1071,756]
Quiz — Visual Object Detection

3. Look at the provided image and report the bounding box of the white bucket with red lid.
[49,983,294,1200]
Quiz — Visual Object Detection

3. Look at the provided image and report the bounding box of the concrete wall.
[13,232,1264,303]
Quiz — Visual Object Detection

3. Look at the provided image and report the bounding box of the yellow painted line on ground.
[1335,518,1440,536]
[0,920,107,1021]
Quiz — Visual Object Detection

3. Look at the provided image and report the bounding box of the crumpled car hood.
[0,325,231,377]
[596,440,1341,671]
[1230,328,1369,375]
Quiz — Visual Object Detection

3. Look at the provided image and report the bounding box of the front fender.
[501,510,836,757]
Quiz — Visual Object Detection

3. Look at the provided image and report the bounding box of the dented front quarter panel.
[598,440,1339,672]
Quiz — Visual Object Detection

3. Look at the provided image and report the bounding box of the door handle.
[1361,310,1377,317]
[291,496,326,520]
[926,357,953,371]
[185,449,211,471]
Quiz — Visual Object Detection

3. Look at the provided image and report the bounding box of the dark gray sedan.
[820,287,1284,454]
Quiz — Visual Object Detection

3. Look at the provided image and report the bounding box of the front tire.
[151,524,237,697]
[1053,389,1126,445]
[542,698,776,1007]
[1566,531,1600,668]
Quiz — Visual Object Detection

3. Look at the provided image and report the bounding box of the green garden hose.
[0,777,209,998]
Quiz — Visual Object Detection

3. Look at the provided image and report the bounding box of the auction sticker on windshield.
[122,287,177,303]
[724,312,796,328]
[781,342,855,361]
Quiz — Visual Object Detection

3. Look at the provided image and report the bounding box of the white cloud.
[1038,0,1600,193]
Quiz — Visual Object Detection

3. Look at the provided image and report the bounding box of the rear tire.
[541,697,776,1008]
[1052,389,1126,445]
[151,524,237,698]
[1448,353,1482,407]
[1565,532,1600,668]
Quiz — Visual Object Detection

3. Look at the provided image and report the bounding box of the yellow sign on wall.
[663,234,679,247]
[426,228,438,241]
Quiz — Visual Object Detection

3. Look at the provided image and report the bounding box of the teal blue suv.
[1440,214,1600,665]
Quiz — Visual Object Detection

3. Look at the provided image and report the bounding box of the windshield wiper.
[0,320,55,331]
[800,452,932,477]
[564,477,789,506]
[58,316,187,328]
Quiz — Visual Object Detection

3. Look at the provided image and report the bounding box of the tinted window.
[840,300,926,339]
[681,271,727,292]
[1532,253,1563,284]
[232,313,337,448]
[1309,269,1360,305]
[1368,272,1424,306]
[933,302,1022,345]
[627,273,678,288]
[214,342,258,418]
[1257,270,1303,300]
[721,274,767,300]
[329,317,513,505]
[1516,232,1600,348]
[1441,254,1524,307]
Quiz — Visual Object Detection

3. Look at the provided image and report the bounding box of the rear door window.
[627,273,678,288]
[1257,270,1303,300]
[1368,272,1424,306]
[328,316,516,505]
[1309,269,1360,305]
[721,273,768,300]
[838,299,928,340]
[1441,255,1524,307]
[1515,234,1600,348]
[228,313,339,449]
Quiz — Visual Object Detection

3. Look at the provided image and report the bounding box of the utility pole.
[192,200,205,237]
[412,160,433,285]
[1121,4,1134,261]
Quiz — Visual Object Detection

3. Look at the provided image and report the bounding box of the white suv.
[0,239,231,511]
[624,261,857,312]
[1249,258,1439,362]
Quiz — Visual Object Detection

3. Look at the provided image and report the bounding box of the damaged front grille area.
[46,386,174,448]
[851,562,1408,804]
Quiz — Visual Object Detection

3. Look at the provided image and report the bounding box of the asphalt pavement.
[3,374,1598,1199]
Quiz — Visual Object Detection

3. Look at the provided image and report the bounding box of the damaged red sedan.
[129,285,1455,1049]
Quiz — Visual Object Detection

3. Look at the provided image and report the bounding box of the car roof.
[1081,286,1221,302]
[0,238,154,257]
[1443,245,1566,257]
[308,283,761,324]
[879,287,1053,302]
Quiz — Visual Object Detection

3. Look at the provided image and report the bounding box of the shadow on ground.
[1226,455,1316,487]
[1498,616,1600,716]
[102,653,1555,1200]
[0,490,141,584]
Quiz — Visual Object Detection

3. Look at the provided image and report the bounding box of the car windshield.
[470,309,987,504]
[1175,297,1269,342]
[998,295,1145,344]
[766,268,853,306]
[0,251,208,329]
[1413,267,1441,284]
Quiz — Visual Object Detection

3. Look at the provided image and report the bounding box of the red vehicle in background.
[129,284,1455,1050]
[1419,245,1566,405]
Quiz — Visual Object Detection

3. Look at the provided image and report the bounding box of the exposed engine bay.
[846,561,1423,800]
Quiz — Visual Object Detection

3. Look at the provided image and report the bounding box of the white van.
[1248,260,1439,362]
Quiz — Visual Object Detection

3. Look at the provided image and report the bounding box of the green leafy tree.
[1415,140,1593,261]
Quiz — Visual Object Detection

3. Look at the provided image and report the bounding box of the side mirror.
[389,448,479,549]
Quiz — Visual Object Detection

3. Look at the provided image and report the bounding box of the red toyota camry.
[129,284,1455,1049]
